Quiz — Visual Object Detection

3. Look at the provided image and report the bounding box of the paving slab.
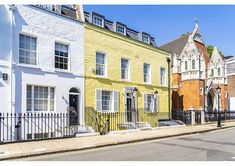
[0,121,235,160]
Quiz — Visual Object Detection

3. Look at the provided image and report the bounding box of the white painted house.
[0,5,85,125]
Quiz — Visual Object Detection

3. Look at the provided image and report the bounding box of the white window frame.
[121,58,130,81]
[96,52,107,77]
[160,67,166,86]
[144,93,159,113]
[144,63,151,84]
[54,42,69,71]
[117,24,126,35]
[19,33,37,65]
[26,85,55,112]
[96,89,119,113]
[142,35,150,44]
[146,94,154,112]
[93,15,104,27]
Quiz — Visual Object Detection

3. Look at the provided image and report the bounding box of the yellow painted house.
[84,11,171,132]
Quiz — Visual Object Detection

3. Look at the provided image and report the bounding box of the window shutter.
[96,89,102,112]
[144,93,147,112]
[113,91,119,112]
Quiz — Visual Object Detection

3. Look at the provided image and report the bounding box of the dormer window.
[142,34,150,44]
[117,24,126,35]
[93,15,104,27]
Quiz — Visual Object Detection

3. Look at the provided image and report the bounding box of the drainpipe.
[9,5,15,114]
[166,57,171,119]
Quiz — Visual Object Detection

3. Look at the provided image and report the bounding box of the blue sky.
[84,5,235,56]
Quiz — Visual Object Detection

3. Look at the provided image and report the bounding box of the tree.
[206,45,224,59]
[206,45,214,58]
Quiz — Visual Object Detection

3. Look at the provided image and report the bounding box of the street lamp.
[216,85,221,127]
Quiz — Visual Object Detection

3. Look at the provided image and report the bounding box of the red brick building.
[160,22,228,112]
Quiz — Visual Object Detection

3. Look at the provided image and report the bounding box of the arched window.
[211,69,214,77]
[218,68,221,76]
[185,61,188,71]
[192,59,195,69]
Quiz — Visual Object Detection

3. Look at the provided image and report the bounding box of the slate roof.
[160,33,191,55]
[84,11,157,47]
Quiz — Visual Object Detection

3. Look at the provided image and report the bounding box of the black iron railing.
[172,110,235,125]
[172,111,191,125]
[0,113,77,144]
[85,108,166,134]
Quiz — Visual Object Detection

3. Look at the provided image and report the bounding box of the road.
[18,127,235,161]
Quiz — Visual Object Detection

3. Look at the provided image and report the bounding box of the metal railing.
[85,108,167,134]
[172,111,192,125]
[0,113,77,144]
[172,110,235,125]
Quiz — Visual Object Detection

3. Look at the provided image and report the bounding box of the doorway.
[125,93,136,122]
[69,88,80,125]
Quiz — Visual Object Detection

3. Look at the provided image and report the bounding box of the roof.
[84,11,157,47]
[194,41,210,67]
[159,33,191,55]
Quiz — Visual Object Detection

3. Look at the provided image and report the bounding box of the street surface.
[18,127,235,161]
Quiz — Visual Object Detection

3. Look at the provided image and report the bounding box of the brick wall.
[228,76,235,97]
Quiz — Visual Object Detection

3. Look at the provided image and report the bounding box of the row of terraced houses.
[0,5,234,141]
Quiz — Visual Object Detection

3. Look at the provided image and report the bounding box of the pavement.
[1,121,235,161]
[20,127,235,161]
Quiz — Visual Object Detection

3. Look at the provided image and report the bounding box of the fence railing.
[172,111,192,125]
[0,113,77,144]
[85,108,167,134]
[172,110,235,125]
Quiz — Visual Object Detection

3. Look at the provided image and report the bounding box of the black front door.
[69,94,79,125]
[126,96,132,122]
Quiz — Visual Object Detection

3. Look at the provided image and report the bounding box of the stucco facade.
[0,5,85,124]
[84,18,171,127]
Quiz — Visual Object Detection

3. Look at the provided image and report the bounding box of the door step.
[75,132,99,137]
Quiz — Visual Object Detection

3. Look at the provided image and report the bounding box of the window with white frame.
[211,69,214,77]
[144,93,159,112]
[19,34,37,65]
[96,89,119,112]
[185,61,188,71]
[96,52,106,76]
[144,63,150,83]
[218,68,221,76]
[101,91,112,112]
[55,43,69,70]
[160,67,166,86]
[142,35,150,44]
[121,58,129,80]
[117,24,126,35]
[93,15,104,27]
[192,59,195,69]
[27,85,55,112]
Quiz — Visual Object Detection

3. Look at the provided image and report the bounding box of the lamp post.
[216,85,221,127]
[166,57,171,119]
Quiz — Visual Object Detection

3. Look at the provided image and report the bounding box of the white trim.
[121,57,130,81]
[95,51,107,78]
[54,42,70,71]
[143,63,151,84]
[160,67,167,87]
[116,24,126,36]
[18,33,38,66]
[92,15,104,28]
[26,84,56,112]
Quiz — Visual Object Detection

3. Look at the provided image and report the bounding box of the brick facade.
[228,76,235,97]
